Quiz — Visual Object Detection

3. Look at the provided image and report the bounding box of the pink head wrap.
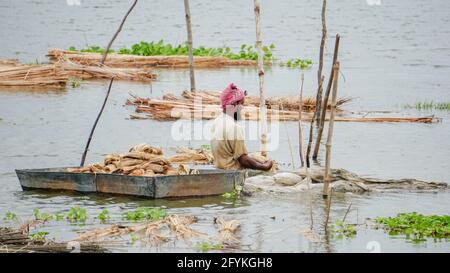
[220,83,245,110]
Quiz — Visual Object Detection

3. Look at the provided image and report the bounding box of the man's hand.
[238,154,273,171]
[262,160,274,171]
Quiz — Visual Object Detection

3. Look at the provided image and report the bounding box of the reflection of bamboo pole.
[298,73,305,167]
[315,0,327,124]
[101,0,138,65]
[324,188,333,234]
[323,62,340,197]
[254,0,267,157]
[313,34,340,160]
[184,0,196,93]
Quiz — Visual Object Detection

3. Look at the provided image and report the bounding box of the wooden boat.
[15,167,244,198]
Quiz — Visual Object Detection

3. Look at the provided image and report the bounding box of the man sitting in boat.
[210,83,273,171]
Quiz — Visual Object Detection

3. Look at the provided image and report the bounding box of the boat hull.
[16,167,243,198]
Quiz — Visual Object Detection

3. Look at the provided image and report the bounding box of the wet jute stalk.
[254,0,267,157]
[100,0,138,65]
[323,62,340,197]
[313,34,340,160]
[184,0,196,93]
[81,0,138,166]
[315,0,327,125]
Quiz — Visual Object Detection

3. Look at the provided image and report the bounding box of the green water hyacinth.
[123,207,167,222]
[375,212,450,243]
[66,207,88,223]
[69,40,276,61]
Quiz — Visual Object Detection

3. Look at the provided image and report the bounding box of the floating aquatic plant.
[33,208,54,222]
[66,207,88,223]
[221,188,239,199]
[331,220,357,239]
[3,211,18,221]
[195,241,223,252]
[123,207,167,222]
[69,40,276,61]
[282,58,313,69]
[375,212,450,243]
[96,209,110,223]
[29,231,49,242]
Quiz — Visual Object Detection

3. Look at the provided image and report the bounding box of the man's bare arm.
[238,154,273,171]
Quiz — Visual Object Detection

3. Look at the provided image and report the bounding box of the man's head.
[220,83,246,120]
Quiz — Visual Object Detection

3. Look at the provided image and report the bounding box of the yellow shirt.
[210,113,248,170]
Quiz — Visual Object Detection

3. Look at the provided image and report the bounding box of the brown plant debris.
[75,214,205,245]
[215,217,240,246]
[0,227,106,253]
[48,48,258,68]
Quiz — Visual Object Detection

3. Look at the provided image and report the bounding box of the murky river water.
[0,0,449,252]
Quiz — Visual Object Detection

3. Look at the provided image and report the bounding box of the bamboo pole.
[81,1,138,166]
[315,0,327,124]
[313,34,340,160]
[323,62,340,197]
[100,0,138,65]
[306,76,324,167]
[184,0,196,93]
[298,73,305,167]
[254,0,267,157]
[80,78,114,167]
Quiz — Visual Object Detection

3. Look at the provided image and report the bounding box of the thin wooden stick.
[315,0,327,125]
[254,0,267,157]
[80,78,114,167]
[281,104,295,170]
[323,62,340,197]
[298,73,305,167]
[313,34,340,160]
[306,76,324,167]
[184,0,196,93]
[100,0,138,65]
[342,202,352,223]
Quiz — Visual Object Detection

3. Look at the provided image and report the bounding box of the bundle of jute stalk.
[163,90,351,112]
[0,62,68,88]
[75,214,205,245]
[128,94,437,123]
[48,49,257,68]
[59,60,156,82]
[68,144,191,176]
[215,217,240,246]
[167,147,214,165]
[128,96,310,121]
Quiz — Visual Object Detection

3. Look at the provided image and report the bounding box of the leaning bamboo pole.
[101,0,138,65]
[80,78,115,167]
[80,0,138,166]
[254,0,267,157]
[323,62,340,197]
[313,34,340,160]
[184,0,196,93]
[315,0,327,124]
